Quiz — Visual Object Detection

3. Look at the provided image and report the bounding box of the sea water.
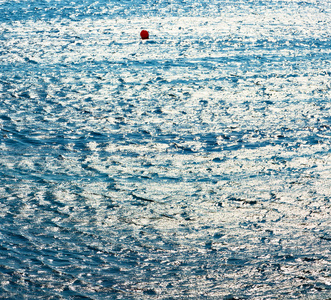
[0,0,330,299]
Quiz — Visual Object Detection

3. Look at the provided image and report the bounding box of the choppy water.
[0,0,331,299]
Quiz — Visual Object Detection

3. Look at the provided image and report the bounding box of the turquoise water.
[0,0,330,299]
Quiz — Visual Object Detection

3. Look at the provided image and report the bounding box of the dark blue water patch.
[1,130,45,150]
[0,0,92,23]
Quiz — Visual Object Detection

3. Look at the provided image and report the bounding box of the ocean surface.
[0,0,330,299]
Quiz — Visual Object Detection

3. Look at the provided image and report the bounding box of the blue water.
[0,0,330,299]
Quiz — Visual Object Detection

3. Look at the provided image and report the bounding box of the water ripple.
[0,0,330,299]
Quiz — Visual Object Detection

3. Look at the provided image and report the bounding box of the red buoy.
[140,30,149,40]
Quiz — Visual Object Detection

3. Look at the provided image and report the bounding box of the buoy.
[140,30,149,40]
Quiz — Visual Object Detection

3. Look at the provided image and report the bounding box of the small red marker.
[140,30,149,40]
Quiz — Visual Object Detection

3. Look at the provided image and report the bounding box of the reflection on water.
[0,0,330,299]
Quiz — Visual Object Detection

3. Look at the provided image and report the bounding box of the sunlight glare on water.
[0,0,330,299]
